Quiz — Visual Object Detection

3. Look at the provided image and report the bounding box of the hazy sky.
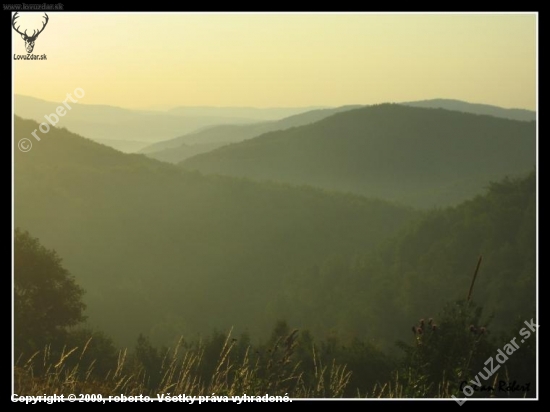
[13,13,537,110]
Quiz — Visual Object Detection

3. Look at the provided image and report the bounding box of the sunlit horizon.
[13,12,537,111]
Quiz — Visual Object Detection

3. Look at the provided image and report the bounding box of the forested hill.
[14,116,417,347]
[275,171,536,345]
[182,104,535,209]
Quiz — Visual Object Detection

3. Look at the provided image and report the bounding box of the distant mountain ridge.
[15,95,534,157]
[139,105,361,163]
[182,104,536,208]
[14,95,318,152]
[401,99,535,122]
[141,99,534,164]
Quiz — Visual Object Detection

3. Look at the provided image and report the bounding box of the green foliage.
[371,300,536,399]
[63,329,119,379]
[395,300,493,397]
[278,172,535,346]
[133,334,166,390]
[14,228,86,356]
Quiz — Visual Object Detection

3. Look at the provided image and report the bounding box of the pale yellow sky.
[13,12,537,110]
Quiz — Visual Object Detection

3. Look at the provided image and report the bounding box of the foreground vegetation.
[14,300,535,398]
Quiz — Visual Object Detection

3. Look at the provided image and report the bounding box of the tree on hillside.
[14,228,86,355]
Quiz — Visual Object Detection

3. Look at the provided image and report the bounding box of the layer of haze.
[13,13,536,110]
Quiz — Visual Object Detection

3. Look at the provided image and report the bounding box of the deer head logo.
[12,12,49,54]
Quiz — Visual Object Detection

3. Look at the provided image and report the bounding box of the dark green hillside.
[182,104,535,208]
[276,171,536,345]
[14,116,416,347]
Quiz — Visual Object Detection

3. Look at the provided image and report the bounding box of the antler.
[11,12,26,37]
[12,12,49,40]
[28,13,49,40]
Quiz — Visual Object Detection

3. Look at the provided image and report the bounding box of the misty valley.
[13,99,536,399]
